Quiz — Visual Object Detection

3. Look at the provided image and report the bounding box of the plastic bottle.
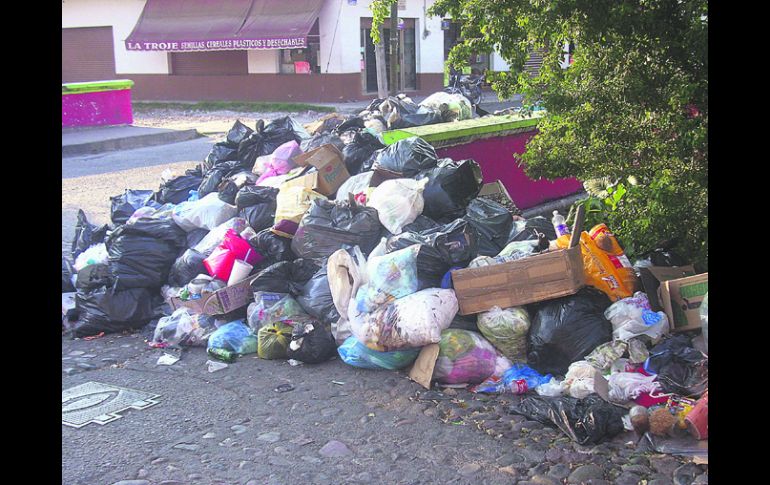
[552,210,570,237]
[207,347,237,363]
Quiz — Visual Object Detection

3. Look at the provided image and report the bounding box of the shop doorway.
[361,18,416,94]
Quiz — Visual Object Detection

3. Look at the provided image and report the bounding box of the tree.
[371,0,708,268]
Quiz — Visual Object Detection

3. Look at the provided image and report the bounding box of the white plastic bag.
[367,178,427,234]
[335,172,374,202]
[172,193,238,232]
[419,91,473,122]
[536,377,564,397]
[74,243,108,271]
[349,288,459,351]
[561,361,600,399]
[327,247,368,345]
[608,372,661,403]
[604,292,669,342]
[367,237,389,259]
[354,245,421,314]
[193,218,249,256]
[151,308,216,347]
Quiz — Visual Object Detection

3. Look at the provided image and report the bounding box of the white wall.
[247,50,278,74]
[320,0,445,74]
[491,52,511,72]
[61,0,169,74]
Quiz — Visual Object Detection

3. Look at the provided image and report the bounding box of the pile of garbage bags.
[62,103,708,448]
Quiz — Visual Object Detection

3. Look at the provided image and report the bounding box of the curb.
[62,129,202,158]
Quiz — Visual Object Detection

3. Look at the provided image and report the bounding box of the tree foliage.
[371,0,708,267]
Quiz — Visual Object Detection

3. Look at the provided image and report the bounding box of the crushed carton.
[168,275,258,315]
[282,144,350,196]
[638,266,697,312]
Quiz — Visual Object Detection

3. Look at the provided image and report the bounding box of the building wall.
[62,0,169,74]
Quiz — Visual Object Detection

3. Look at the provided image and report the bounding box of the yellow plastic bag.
[273,186,326,237]
[557,224,640,301]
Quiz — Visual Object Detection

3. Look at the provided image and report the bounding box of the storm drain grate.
[62,381,161,428]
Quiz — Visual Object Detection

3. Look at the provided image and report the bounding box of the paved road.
[61,120,705,485]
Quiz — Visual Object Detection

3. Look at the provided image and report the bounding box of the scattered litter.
[157,353,180,366]
[275,383,295,393]
[332,381,345,386]
[206,360,228,373]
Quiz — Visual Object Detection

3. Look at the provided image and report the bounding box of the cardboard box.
[282,144,350,196]
[638,266,697,312]
[451,205,586,315]
[168,275,258,315]
[659,273,708,333]
[451,244,585,314]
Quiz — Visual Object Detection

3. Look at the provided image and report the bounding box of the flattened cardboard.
[451,244,585,314]
[638,265,696,312]
[408,343,440,390]
[168,275,258,315]
[287,144,350,196]
[659,273,708,333]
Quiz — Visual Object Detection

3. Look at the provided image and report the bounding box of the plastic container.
[552,210,570,237]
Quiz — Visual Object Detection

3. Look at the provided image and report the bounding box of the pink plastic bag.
[203,230,263,282]
[255,141,302,185]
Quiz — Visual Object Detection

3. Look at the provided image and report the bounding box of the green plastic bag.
[477,306,530,362]
[257,321,293,360]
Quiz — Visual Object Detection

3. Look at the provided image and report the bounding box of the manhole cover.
[62,381,160,428]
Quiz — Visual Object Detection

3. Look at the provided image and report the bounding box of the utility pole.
[389,2,399,96]
[375,25,388,99]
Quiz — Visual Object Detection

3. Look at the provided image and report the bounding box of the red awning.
[125,0,323,52]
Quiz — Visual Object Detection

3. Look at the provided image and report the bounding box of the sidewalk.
[62,125,201,158]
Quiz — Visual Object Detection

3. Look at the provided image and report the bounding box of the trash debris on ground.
[63,111,708,455]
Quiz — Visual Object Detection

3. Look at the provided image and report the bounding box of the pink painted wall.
[436,129,584,210]
[62,89,133,128]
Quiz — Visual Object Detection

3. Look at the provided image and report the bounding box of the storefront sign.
[441,20,451,30]
[125,37,307,51]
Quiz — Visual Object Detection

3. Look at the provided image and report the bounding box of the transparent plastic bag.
[434,329,499,385]
[561,361,601,399]
[172,193,238,232]
[193,218,249,256]
[608,372,661,403]
[74,243,109,271]
[605,292,669,342]
[477,306,531,362]
[247,292,308,332]
[349,288,458,351]
[151,308,216,347]
[584,340,628,371]
[367,178,428,235]
[257,321,293,359]
[354,245,421,313]
[337,336,420,370]
[207,321,258,355]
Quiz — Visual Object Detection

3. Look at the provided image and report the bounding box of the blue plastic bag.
[207,320,258,355]
[337,336,420,370]
[472,363,552,394]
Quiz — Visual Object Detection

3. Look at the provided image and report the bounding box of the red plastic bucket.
[685,391,708,440]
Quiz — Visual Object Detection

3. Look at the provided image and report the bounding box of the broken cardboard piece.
[638,265,696,312]
[408,343,440,390]
[658,273,708,333]
[282,144,350,196]
[168,274,259,315]
[478,180,514,206]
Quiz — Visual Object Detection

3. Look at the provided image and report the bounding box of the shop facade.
[62,0,512,102]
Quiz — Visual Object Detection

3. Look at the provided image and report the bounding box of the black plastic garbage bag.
[416,158,483,222]
[262,116,305,153]
[62,257,76,292]
[203,144,238,171]
[301,133,345,153]
[379,96,444,129]
[386,218,478,267]
[75,263,113,291]
[73,285,157,338]
[527,288,613,376]
[167,249,207,288]
[71,209,110,259]
[186,228,209,249]
[286,320,337,364]
[249,229,295,263]
[464,198,514,256]
[402,215,440,233]
[106,219,187,290]
[153,169,204,205]
[342,131,385,174]
[649,248,689,267]
[235,186,279,210]
[198,160,242,197]
[250,259,321,296]
[645,335,708,397]
[235,186,278,232]
[508,394,627,445]
[334,116,366,133]
[508,216,556,243]
[449,313,479,332]
[291,198,382,260]
[226,120,254,146]
[372,137,438,177]
[296,265,340,325]
[110,189,154,225]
